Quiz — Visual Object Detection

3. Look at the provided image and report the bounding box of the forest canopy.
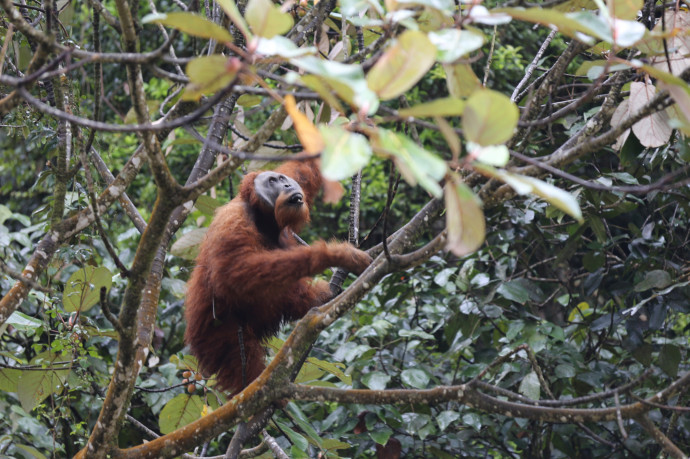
[0,0,689,457]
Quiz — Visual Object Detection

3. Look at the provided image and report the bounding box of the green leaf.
[275,419,309,451]
[658,344,681,377]
[475,165,584,222]
[375,129,447,197]
[171,228,207,260]
[245,0,293,38]
[366,30,436,100]
[428,29,484,63]
[6,311,42,332]
[291,57,379,114]
[369,426,393,445]
[518,371,540,400]
[17,352,70,411]
[304,356,352,385]
[463,89,519,146]
[142,12,232,42]
[399,329,435,340]
[401,369,430,389]
[319,125,372,180]
[158,393,204,434]
[14,444,48,459]
[397,97,465,118]
[63,266,113,313]
[437,410,460,431]
[494,8,599,41]
[361,371,390,390]
[0,368,21,392]
[183,55,238,101]
[445,173,485,256]
[195,195,223,216]
[215,0,251,39]
[555,363,576,378]
[321,438,351,451]
[634,270,672,292]
[497,279,531,303]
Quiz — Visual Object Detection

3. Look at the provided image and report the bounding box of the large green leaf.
[366,30,436,100]
[401,368,430,389]
[183,55,238,101]
[63,266,113,313]
[142,12,232,42]
[245,0,293,38]
[319,125,372,181]
[171,228,208,260]
[159,393,204,434]
[17,352,70,412]
[462,89,518,146]
[445,173,485,256]
[375,129,447,197]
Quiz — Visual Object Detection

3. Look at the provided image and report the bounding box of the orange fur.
[184,159,371,394]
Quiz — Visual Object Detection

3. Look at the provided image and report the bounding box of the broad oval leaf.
[462,89,518,146]
[17,351,69,412]
[401,368,430,389]
[361,371,390,390]
[171,227,208,260]
[445,173,485,256]
[245,0,293,38]
[183,55,238,101]
[629,81,672,147]
[518,371,541,400]
[366,30,436,100]
[468,143,510,167]
[428,29,484,63]
[142,12,232,42]
[634,269,671,292]
[159,393,204,434]
[319,125,372,180]
[63,266,113,313]
[375,129,447,197]
[437,410,460,431]
[398,97,465,118]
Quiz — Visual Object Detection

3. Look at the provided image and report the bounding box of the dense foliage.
[0,0,689,457]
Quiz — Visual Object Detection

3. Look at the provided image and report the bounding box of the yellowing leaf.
[607,0,642,20]
[245,0,294,38]
[142,12,232,42]
[462,89,518,146]
[398,97,465,118]
[171,227,208,260]
[284,95,324,153]
[366,30,436,100]
[445,173,485,256]
[319,125,372,180]
[183,55,238,101]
